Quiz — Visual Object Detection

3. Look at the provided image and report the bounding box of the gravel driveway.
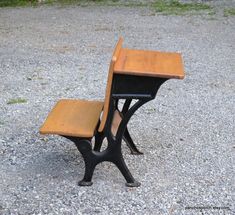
[0,3,234,215]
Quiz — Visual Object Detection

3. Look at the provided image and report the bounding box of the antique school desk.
[40,39,185,187]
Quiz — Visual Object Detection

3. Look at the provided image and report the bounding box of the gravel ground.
[0,2,234,215]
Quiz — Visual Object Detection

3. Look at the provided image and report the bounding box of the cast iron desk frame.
[65,50,184,187]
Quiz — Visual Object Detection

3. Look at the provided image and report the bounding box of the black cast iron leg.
[94,132,104,152]
[73,139,96,186]
[106,98,150,186]
[114,157,141,187]
[109,144,141,187]
[123,127,143,155]
[120,99,143,155]
[79,160,96,186]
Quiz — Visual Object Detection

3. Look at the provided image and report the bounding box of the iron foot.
[125,181,141,187]
[130,150,143,155]
[78,180,93,186]
[123,128,144,155]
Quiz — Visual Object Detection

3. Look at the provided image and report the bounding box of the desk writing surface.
[114,48,185,79]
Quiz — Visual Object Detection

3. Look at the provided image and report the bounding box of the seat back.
[98,37,123,132]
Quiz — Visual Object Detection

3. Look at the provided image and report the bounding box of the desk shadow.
[25,148,85,181]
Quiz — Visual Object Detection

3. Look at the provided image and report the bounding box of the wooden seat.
[40,99,103,138]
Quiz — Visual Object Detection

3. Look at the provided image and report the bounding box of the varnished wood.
[40,99,103,138]
[98,37,123,132]
[114,48,185,79]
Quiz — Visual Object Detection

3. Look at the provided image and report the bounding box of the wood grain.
[40,99,103,138]
[114,48,185,79]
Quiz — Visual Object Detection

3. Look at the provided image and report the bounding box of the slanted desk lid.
[114,48,185,79]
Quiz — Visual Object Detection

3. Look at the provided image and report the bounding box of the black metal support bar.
[115,99,150,144]
[122,99,132,114]
[93,132,104,152]
[123,127,143,155]
[120,99,143,154]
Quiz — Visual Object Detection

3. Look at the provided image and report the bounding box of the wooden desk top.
[114,48,185,79]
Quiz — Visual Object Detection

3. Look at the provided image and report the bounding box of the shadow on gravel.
[25,149,84,180]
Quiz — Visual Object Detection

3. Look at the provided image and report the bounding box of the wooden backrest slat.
[98,38,123,132]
